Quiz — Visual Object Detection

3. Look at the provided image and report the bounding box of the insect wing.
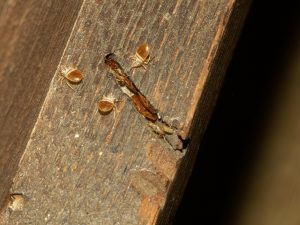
[131,95,158,122]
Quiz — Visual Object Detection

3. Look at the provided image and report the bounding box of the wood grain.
[0,0,82,211]
[0,0,251,224]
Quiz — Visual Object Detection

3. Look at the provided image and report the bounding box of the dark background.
[174,1,300,224]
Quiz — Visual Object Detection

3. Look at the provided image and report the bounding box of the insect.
[105,53,158,122]
[147,120,174,136]
[104,53,182,149]
[131,94,158,122]
[59,66,83,90]
[97,94,118,116]
[8,194,25,211]
[105,53,139,95]
[130,43,154,70]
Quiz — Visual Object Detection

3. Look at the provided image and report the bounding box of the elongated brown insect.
[131,94,158,122]
[104,53,181,148]
[105,53,139,94]
[105,53,158,122]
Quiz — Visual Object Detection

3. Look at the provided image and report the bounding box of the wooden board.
[0,0,82,211]
[0,0,251,224]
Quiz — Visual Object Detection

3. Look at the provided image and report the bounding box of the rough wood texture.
[0,0,250,224]
[0,0,82,210]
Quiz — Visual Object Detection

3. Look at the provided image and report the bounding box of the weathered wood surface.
[0,0,251,224]
[0,0,82,212]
